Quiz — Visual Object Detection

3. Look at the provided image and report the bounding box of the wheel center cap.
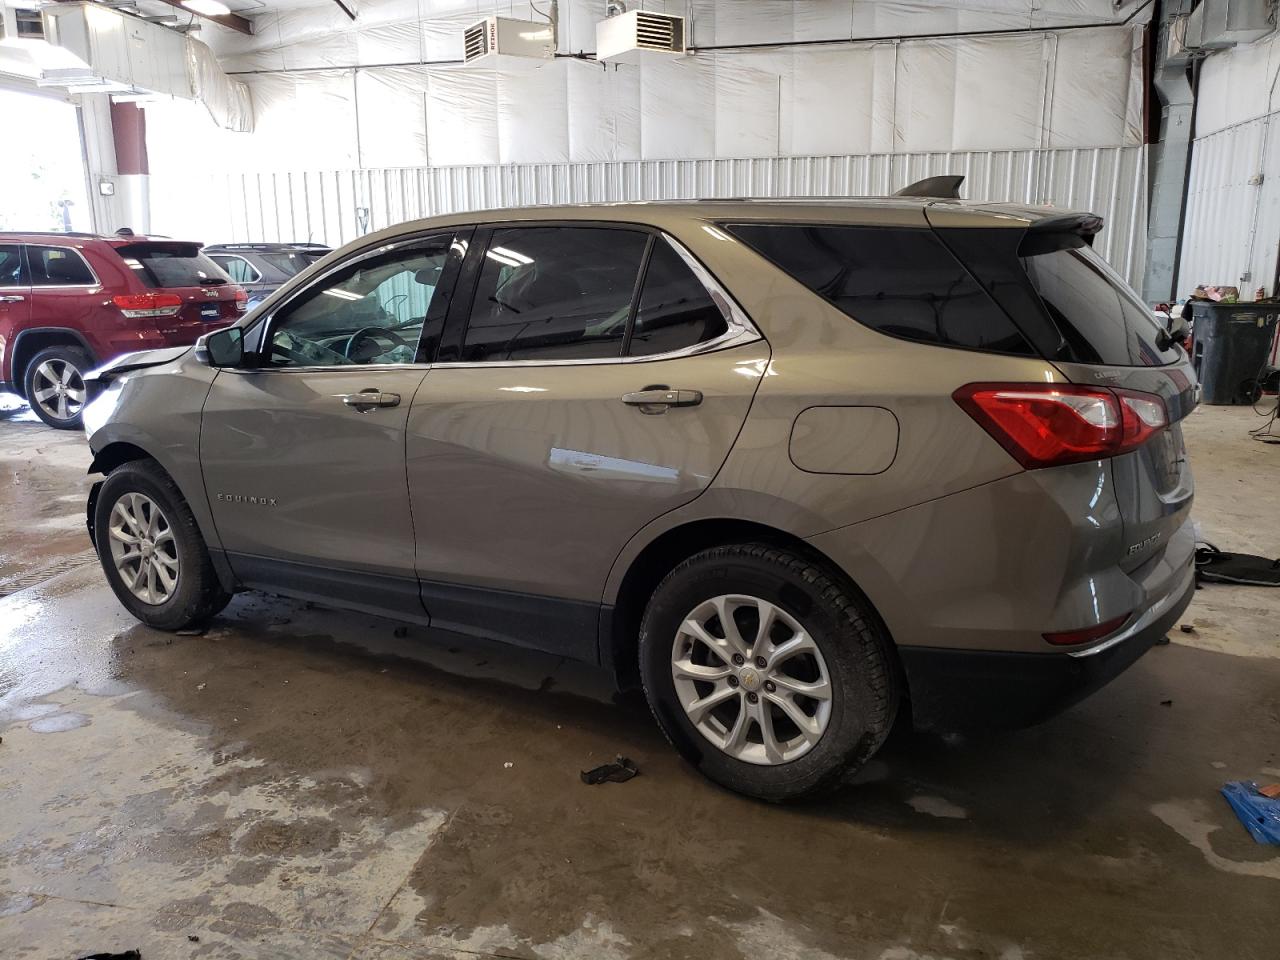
[140,542,153,558]
[738,668,762,692]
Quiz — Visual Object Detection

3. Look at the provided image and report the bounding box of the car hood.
[86,346,192,385]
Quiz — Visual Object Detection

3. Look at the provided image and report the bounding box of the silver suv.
[83,188,1197,800]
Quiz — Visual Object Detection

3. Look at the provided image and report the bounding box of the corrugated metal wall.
[1180,111,1280,296]
[155,144,1147,286]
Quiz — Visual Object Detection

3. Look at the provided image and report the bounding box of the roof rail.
[893,175,965,199]
[0,231,103,239]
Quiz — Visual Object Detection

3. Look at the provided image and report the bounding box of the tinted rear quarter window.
[725,223,1034,356]
[116,243,230,289]
[28,245,96,286]
[260,251,316,277]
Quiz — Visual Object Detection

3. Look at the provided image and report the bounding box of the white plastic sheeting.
[186,39,254,132]
[163,24,1145,169]
[1179,32,1280,295]
[206,0,1150,70]
[148,143,1148,286]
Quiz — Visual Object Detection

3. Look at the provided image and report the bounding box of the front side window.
[462,227,649,362]
[725,223,1034,356]
[0,244,25,286]
[28,245,96,286]
[211,255,261,284]
[267,234,456,367]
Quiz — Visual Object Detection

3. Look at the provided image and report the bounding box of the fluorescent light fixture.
[323,288,362,301]
[489,245,532,265]
[182,0,231,17]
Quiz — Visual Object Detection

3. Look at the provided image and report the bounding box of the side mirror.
[195,326,244,367]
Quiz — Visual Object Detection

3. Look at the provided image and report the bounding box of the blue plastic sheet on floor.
[1221,781,1280,844]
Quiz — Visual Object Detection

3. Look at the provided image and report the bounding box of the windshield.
[116,242,230,289]
[259,250,323,277]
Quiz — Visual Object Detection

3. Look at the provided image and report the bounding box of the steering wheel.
[343,326,410,362]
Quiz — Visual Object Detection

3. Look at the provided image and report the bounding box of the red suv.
[0,232,246,428]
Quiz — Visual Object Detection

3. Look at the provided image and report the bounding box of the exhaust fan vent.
[462,16,554,63]
[597,10,686,64]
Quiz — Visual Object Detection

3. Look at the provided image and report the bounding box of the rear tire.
[23,345,92,430]
[639,543,898,801]
[94,460,232,630]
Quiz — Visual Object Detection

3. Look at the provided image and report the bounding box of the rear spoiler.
[1019,213,1104,256]
[894,175,965,199]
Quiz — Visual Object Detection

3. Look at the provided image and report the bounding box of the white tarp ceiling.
[154,0,1145,173]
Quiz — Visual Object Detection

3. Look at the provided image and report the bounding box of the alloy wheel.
[31,359,86,422]
[107,492,180,605]
[671,594,833,765]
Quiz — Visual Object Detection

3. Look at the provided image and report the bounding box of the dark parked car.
[0,232,246,428]
[203,243,331,306]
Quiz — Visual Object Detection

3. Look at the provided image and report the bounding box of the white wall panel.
[150,145,1147,287]
[426,65,499,165]
[1180,112,1280,296]
[566,60,641,162]
[782,46,880,157]
[497,59,571,163]
[640,57,715,159]
[355,66,429,167]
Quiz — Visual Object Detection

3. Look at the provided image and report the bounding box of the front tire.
[639,543,898,801]
[94,460,232,630]
[24,345,91,430]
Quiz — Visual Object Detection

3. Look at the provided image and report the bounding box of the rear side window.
[0,244,25,286]
[28,245,96,286]
[116,243,229,289]
[725,224,1034,356]
[628,241,728,356]
[462,227,649,362]
[1021,248,1180,367]
[210,255,260,284]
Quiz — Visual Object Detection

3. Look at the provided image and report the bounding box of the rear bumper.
[898,561,1196,731]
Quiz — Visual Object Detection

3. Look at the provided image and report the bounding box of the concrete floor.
[1,395,1277,960]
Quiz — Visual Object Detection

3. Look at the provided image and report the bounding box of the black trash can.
[1187,301,1279,405]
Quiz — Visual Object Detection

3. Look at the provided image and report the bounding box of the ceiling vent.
[597,10,685,64]
[463,16,554,63]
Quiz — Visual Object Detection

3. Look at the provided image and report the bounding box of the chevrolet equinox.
[82,187,1197,800]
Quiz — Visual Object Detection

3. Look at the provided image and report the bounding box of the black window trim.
[24,243,101,290]
[434,219,760,369]
[233,227,473,373]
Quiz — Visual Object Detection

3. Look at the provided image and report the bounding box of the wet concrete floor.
[0,396,1277,959]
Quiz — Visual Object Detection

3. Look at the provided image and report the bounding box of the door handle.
[0,295,24,303]
[336,390,401,410]
[621,388,703,408]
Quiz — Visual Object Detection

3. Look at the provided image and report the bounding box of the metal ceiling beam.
[151,0,253,36]
[330,0,356,21]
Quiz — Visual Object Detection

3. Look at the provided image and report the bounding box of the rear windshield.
[724,223,1035,356]
[116,243,230,289]
[259,250,322,277]
[1020,247,1180,367]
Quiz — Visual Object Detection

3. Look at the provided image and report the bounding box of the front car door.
[406,223,769,658]
[199,228,469,618]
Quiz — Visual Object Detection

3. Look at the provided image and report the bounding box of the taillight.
[112,293,183,319]
[954,382,1168,469]
[234,288,248,313]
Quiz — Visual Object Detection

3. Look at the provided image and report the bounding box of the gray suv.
[82,188,1197,800]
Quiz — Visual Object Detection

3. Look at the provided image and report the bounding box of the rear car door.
[0,244,31,386]
[199,229,468,618]
[406,224,769,658]
[113,241,244,343]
